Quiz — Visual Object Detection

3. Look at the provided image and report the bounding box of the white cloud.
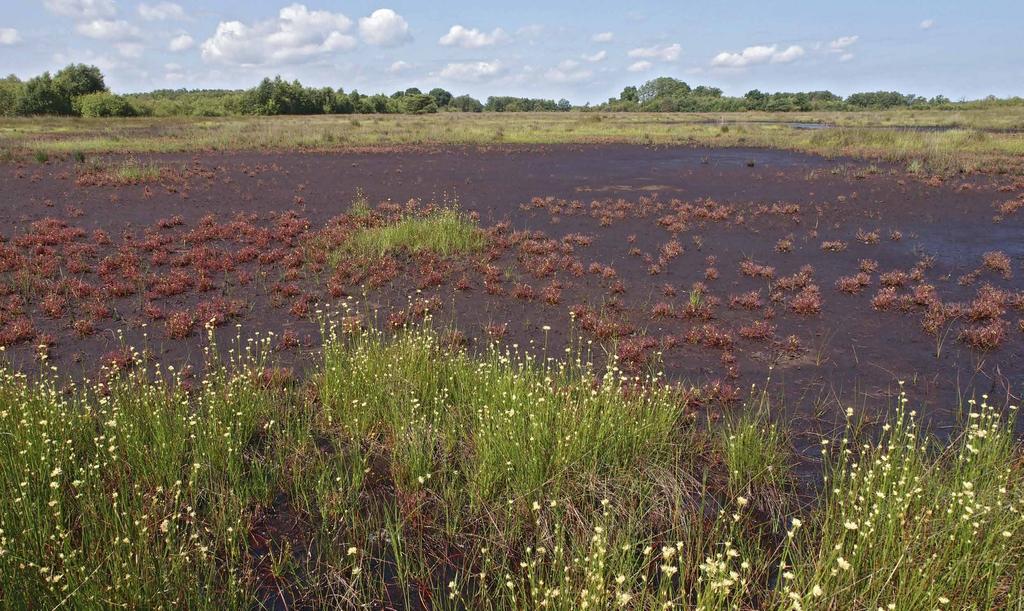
[358,9,411,46]
[44,0,116,19]
[517,24,543,38]
[388,60,411,73]
[582,50,606,62]
[627,60,652,72]
[592,31,614,43]
[627,43,681,62]
[545,59,592,83]
[920,19,935,30]
[829,35,858,51]
[439,25,508,48]
[76,19,141,40]
[115,42,144,57]
[200,4,357,66]
[827,35,858,61]
[0,28,20,45]
[439,60,503,82]
[168,33,193,51]
[772,45,805,63]
[138,2,187,21]
[711,44,804,67]
[163,62,183,79]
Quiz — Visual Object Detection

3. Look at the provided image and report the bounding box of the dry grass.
[1,109,1023,175]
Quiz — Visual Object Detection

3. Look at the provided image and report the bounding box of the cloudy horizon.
[0,0,1020,103]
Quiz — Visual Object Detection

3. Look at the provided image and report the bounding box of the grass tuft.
[343,209,485,258]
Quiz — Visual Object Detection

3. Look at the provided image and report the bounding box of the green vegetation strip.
[343,210,486,258]
[1,317,1022,608]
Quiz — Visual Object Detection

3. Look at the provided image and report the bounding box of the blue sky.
[1,0,1021,102]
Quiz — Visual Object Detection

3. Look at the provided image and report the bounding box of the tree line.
[599,77,1021,112]
[1,65,1020,118]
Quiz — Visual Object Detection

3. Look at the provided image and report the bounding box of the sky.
[0,0,1021,103]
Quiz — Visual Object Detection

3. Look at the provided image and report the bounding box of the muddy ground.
[2,144,1023,454]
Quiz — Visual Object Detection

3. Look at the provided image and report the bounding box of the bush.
[403,93,438,114]
[0,75,24,116]
[74,92,136,117]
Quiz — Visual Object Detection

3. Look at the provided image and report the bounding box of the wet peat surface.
[2,144,1024,455]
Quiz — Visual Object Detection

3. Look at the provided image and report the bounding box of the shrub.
[74,92,136,117]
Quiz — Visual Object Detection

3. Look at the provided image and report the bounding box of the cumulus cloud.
[627,43,681,62]
[582,50,606,62]
[439,60,503,82]
[592,31,613,43]
[0,28,20,45]
[545,59,592,83]
[388,60,411,72]
[138,2,187,21]
[439,25,508,48]
[165,63,185,80]
[711,44,804,67]
[772,45,805,63]
[168,33,193,51]
[827,35,858,60]
[829,35,858,51]
[200,4,357,66]
[44,0,116,19]
[920,19,935,29]
[115,42,144,57]
[627,60,652,72]
[358,9,411,46]
[76,19,141,40]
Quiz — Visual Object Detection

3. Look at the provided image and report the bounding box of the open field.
[3,109,1024,175]
[1,128,1024,607]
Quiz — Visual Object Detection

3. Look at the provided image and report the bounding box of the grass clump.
[111,157,162,182]
[318,314,683,502]
[344,209,485,258]
[778,389,1024,609]
[722,397,791,520]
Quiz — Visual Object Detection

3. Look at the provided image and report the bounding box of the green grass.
[342,209,486,259]
[1,110,1023,175]
[75,156,164,184]
[109,157,162,182]
[0,317,1022,608]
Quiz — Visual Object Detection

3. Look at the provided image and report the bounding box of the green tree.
[0,75,24,116]
[428,87,453,108]
[637,77,690,103]
[450,94,483,112]
[54,64,106,99]
[18,72,70,115]
[403,93,438,114]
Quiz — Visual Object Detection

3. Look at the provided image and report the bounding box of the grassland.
[1,314,1022,608]
[2,108,1024,175]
